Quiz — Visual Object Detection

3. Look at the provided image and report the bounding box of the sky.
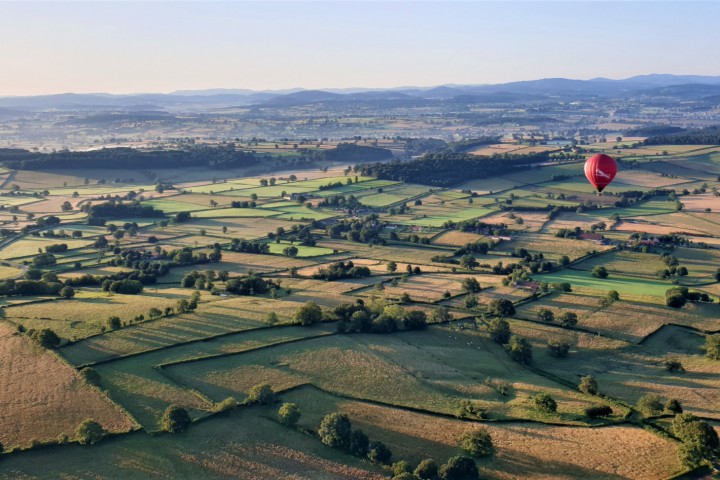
[1,1,719,96]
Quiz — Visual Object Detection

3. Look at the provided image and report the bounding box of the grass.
[0,411,383,480]
[189,207,280,219]
[593,200,680,218]
[0,323,135,449]
[533,268,675,299]
[265,240,336,258]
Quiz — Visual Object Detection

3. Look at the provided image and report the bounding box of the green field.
[533,268,675,298]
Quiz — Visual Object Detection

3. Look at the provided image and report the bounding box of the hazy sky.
[1,1,719,95]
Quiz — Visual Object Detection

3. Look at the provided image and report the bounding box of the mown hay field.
[282,386,682,480]
[0,412,383,480]
[0,323,135,449]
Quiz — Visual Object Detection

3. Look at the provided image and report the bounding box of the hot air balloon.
[584,154,617,193]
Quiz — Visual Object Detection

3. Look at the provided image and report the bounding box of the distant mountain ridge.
[2,74,720,110]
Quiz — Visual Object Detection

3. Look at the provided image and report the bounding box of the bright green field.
[533,268,674,298]
[396,207,494,227]
[265,241,335,257]
[592,200,679,218]
[190,208,280,219]
[141,198,211,213]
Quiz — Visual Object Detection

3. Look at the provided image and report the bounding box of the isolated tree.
[246,383,275,405]
[547,340,570,358]
[537,308,554,323]
[75,419,106,445]
[29,328,61,349]
[592,265,609,279]
[318,412,352,450]
[488,298,515,317]
[438,455,479,480]
[532,392,557,413]
[160,405,192,433]
[293,301,323,325]
[60,286,75,299]
[387,261,398,273]
[278,402,301,427]
[488,318,511,344]
[559,311,578,328]
[283,245,299,258]
[458,428,495,458]
[637,394,664,416]
[80,367,100,386]
[505,335,532,364]
[579,375,598,395]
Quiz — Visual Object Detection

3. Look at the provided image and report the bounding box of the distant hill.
[3,74,720,110]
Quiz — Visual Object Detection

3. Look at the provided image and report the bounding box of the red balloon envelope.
[584,154,617,192]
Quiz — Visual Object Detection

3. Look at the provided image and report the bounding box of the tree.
[387,261,398,273]
[429,306,453,324]
[505,335,532,364]
[547,340,570,358]
[537,308,554,323]
[637,394,664,416]
[349,429,370,457]
[414,458,439,480]
[403,310,427,330]
[458,428,495,458]
[461,277,481,294]
[592,266,609,278]
[367,440,392,464]
[665,399,683,415]
[247,383,275,405]
[160,405,192,433]
[283,245,299,258]
[579,375,598,395]
[672,413,720,468]
[706,334,720,360]
[559,311,578,328]
[59,286,75,299]
[293,301,323,325]
[392,460,413,476]
[75,419,106,445]
[107,316,121,330]
[278,402,301,427]
[460,255,479,271]
[532,392,557,413]
[29,328,61,349]
[438,455,479,480]
[488,318,511,344]
[319,412,352,450]
[487,298,515,317]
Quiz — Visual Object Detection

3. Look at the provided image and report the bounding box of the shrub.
[706,334,720,360]
[159,405,191,433]
[439,455,479,480]
[107,316,121,330]
[367,440,392,464]
[559,312,578,328]
[458,428,495,458]
[415,458,439,480]
[665,399,683,415]
[246,383,275,405]
[455,400,487,420]
[537,308,554,323]
[214,397,239,413]
[592,266,608,278]
[578,375,598,395]
[637,394,664,416]
[80,367,100,386]
[672,413,720,468]
[392,460,412,476]
[28,328,61,349]
[59,286,75,299]
[664,357,685,372]
[75,419,106,445]
[293,301,323,325]
[547,340,570,358]
[532,392,557,413]
[319,412,352,450]
[505,335,532,364]
[585,405,613,418]
[348,429,370,457]
[487,318,511,344]
[403,310,427,330]
[278,402,301,426]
